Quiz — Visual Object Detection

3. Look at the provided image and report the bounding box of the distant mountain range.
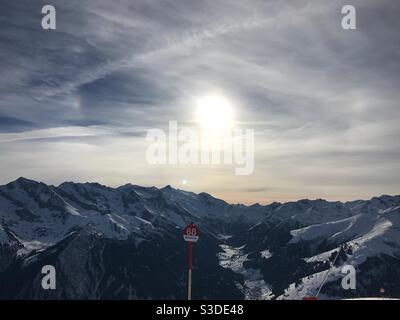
[0,177,399,299]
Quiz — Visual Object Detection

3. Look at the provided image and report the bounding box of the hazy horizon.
[2,176,400,206]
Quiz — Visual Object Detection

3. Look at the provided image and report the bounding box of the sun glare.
[195,94,234,130]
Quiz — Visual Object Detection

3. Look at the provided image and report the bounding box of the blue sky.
[0,0,399,204]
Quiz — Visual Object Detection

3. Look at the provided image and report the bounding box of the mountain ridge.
[5,176,399,208]
[0,177,399,299]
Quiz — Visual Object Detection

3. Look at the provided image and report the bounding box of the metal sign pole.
[188,241,193,300]
[183,223,199,301]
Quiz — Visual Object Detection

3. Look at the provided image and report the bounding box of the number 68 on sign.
[183,223,200,242]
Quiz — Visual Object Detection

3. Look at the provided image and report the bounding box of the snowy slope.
[0,177,399,299]
[279,202,400,299]
[217,245,274,300]
[0,178,267,250]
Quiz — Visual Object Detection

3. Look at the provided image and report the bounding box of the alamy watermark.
[41,5,56,30]
[39,4,356,31]
[145,121,255,175]
[41,265,56,290]
[341,5,357,30]
[341,264,356,290]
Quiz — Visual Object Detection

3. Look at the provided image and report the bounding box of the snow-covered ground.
[217,245,274,300]
[280,203,400,299]
[260,249,273,259]
[1,178,400,300]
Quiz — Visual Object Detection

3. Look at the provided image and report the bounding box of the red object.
[183,223,199,300]
[183,223,200,242]
[183,223,200,237]
[188,241,193,269]
[302,297,318,300]
[183,223,199,269]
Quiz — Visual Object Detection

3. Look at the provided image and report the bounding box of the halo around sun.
[195,94,234,130]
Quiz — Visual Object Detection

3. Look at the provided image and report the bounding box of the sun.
[195,94,234,130]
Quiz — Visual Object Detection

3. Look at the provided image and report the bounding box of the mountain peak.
[14,177,36,184]
[6,177,40,189]
[1,178,400,299]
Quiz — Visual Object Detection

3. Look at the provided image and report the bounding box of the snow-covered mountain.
[0,177,399,299]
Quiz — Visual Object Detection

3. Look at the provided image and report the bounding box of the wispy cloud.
[1,0,399,203]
